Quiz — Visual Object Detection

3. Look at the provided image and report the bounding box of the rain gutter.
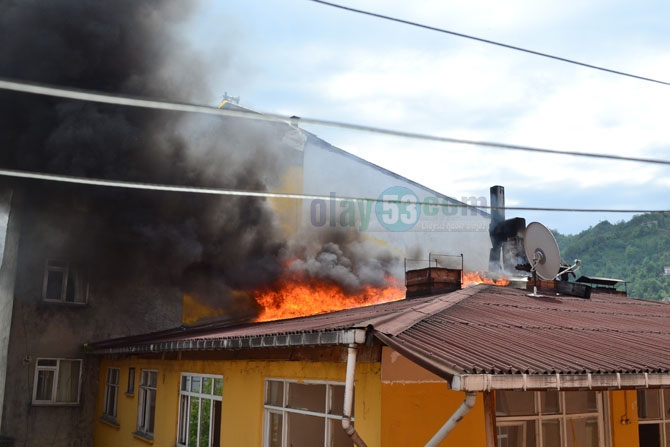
[85,328,367,355]
[342,343,368,447]
[452,372,670,392]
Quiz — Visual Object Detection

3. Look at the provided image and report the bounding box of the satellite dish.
[524,222,561,280]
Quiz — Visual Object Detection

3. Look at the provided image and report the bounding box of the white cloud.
[191,0,670,233]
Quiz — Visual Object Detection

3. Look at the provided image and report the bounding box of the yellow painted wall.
[609,389,639,447]
[381,382,487,447]
[93,356,381,447]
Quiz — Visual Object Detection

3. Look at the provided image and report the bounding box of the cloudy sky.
[185,0,669,235]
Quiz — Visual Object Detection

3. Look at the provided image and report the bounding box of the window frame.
[42,258,89,304]
[495,390,606,447]
[262,378,351,447]
[176,372,223,447]
[126,367,136,395]
[102,367,120,422]
[637,388,670,446]
[32,358,83,406]
[136,369,158,439]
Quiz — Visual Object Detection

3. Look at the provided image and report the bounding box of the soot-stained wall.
[1,184,184,447]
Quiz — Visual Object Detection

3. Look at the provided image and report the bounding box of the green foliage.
[551,213,670,301]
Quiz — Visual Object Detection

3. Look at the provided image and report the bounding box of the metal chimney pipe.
[488,186,505,272]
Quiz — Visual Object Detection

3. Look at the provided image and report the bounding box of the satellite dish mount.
[523,222,581,297]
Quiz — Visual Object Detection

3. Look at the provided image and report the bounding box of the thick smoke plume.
[0,0,401,320]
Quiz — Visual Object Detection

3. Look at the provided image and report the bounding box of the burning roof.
[88,284,670,392]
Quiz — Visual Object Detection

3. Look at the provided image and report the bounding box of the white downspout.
[425,392,477,447]
[342,344,368,447]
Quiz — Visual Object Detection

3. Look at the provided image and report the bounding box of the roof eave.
[85,328,367,355]
[452,372,670,392]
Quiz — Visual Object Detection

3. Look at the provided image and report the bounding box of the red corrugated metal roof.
[390,285,670,376]
[87,284,670,382]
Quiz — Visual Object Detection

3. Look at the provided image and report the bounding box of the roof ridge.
[364,284,487,336]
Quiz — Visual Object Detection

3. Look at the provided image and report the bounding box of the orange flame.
[462,271,509,288]
[253,275,405,322]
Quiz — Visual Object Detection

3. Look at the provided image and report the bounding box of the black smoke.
[0,0,401,320]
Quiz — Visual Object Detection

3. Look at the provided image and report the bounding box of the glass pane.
[45,271,64,300]
[268,412,283,447]
[65,269,76,302]
[202,377,212,395]
[496,391,536,416]
[142,370,154,387]
[565,417,599,447]
[266,380,284,406]
[330,385,346,416]
[638,424,661,446]
[127,368,135,393]
[37,359,58,367]
[106,386,118,416]
[638,389,662,419]
[35,370,54,400]
[330,418,351,447]
[665,423,670,447]
[191,376,202,393]
[149,371,157,388]
[541,391,561,414]
[189,397,200,446]
[665,390,670,419]
[200,398,211,447]
[288,382,326,412]
[565,391,597,414]
[182,375,190,392]
[148,389,156,433]
[287,412,325,446]
[178,395,189,444]
[56,360,80,403]
[108,368,119,384]
[214,378,223,396]
[496,421,536,447]
[542,419,561,447]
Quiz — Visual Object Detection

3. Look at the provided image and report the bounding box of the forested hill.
[552,213,670,301]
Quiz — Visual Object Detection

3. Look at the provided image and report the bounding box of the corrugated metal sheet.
[389,285,670,376]
[88,284,670,380]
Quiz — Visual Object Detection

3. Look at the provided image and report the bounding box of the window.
[263,379,351,447]
[127,367,135,395]
[496,390,604,447]
[42,259,88,304]
[137,370,157,439]
[637,389,670,446]
[102,368,120,422]
[32,358,82,405]
[177,373,223,447]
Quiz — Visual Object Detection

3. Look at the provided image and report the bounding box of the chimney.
[405,266,462,299]
[488,186,528,273]
[488,186,505,271]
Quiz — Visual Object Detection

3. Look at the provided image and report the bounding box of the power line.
[1,167,667,215]
[308,0,670,87]
[1,77,669,166]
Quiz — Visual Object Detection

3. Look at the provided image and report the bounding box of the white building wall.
[300,136,491,272]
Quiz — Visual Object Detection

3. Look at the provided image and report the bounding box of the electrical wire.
[1,167,667,215]
[1,77,669,166]
[308,0,670,87]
